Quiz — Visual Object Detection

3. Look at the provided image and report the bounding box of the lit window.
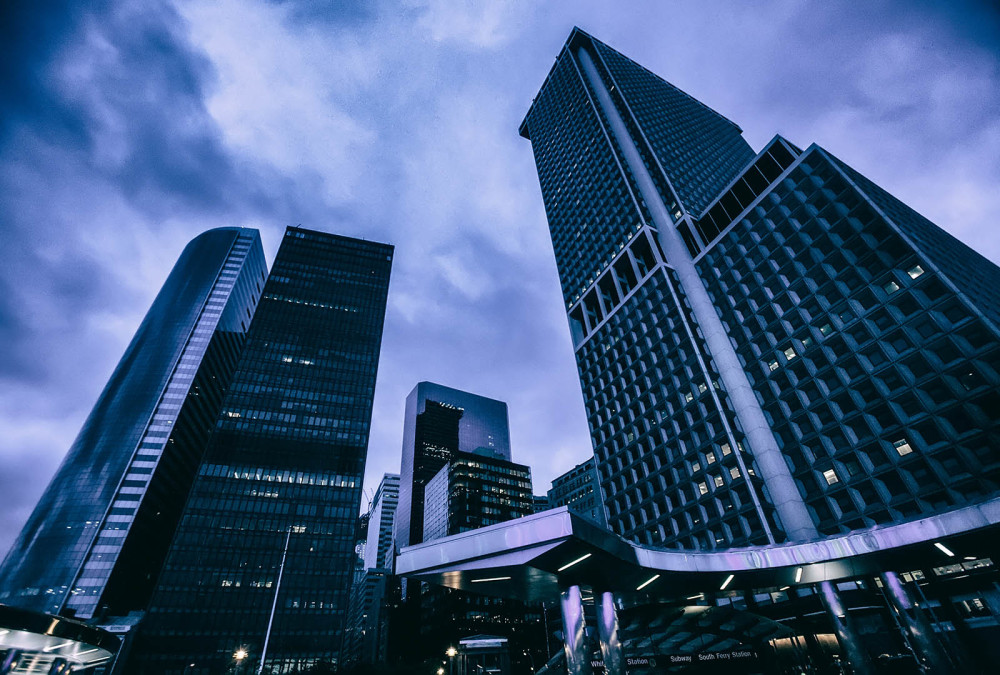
[685,392,694,403]
[784,346,797,361]
[801,336,813,350]
[714,475,724,487]
[907,264,925,279]
[768,360,779,372]
[823,469,839,485]
[691,462,701,473]
[698,382,708,394]
[706,452,716,464]
[893,439,913,456]
[883,280,900,294]
[698,482,708,495]
[720,443,732,456]
[730,467,740,479]
[819,323,833,336]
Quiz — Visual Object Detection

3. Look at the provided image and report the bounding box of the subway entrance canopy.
[397,505,1000,673]
[396,503,1000,603]
[0,604,119,673]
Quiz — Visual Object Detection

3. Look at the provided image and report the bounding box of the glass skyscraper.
[0,228,266,619]
[130,227,392,674]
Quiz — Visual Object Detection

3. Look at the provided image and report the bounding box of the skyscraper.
[520,28,1000,550]
[511,27,1000,672]
[130,227,392,674]
[394,382,512,551]
[0,228,266,619]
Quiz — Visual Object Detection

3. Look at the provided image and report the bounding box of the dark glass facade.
[130,227,392,674]
[519,28,1000,553]
[394,383,512,550]
[0,228,266,618]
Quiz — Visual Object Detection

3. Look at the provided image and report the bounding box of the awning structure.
[0,604,120,673]
[396,500,1000,603]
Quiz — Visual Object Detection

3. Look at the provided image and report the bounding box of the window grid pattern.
[592,40,757,216]
[578,265,778,550]
[523,51,645,307]
[698,149,1000,535]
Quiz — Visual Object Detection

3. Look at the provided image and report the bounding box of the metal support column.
[819,581,875,675]
[596,592,624,675]
[1,650,21,675]
[560,585,592,675]
[880,571,956,674]
[47,658,69,675]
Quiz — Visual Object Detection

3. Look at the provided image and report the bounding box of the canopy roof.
[396,501,1000,603]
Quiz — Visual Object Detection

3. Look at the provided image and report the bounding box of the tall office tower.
[130,227,392,674]
[394,382,511,550]
[363,473,400,570]
[0,228,266,618]
[520,28,1000,554]
[547,457,608,529]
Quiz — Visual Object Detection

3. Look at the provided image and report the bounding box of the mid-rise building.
[129,227,392,674]
[422,449,533,543]
[0,228,266,619]
[531,494,551,514]
[547,457,607,529]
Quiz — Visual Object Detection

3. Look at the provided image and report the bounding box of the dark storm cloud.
[1,0,998,555]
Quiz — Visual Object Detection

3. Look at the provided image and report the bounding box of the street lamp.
[446,647,457,675]
[233,649,248,674]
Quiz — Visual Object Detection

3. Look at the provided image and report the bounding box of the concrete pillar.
[47,658,69,675]
[1,650,21,675]
[596,592,624,675]
[560,585,592,675]
[818,581,875,675]
[880,571,956,674]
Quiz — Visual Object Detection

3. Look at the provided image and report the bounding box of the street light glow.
[234,649,248,661]
[446,647,458,657]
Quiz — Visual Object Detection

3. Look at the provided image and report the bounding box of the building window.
[823,469,839,485]
[714,475,724,488]
[819,323,833,336]
[883,280,900,294]
[906,264,925,279]
[768,360,779,372]
[784,346,797,361]
[893,438,913,456]
[698,482,708,495]
[720,443,732,456]
[706,452,716,464]
[730,467,740,480]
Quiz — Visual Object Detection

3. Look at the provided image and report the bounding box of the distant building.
[422,449,534,542]
[364,473,400,570]
[531,494,552,514]
[0,228,266,618]
[395,383,512,551]
[547,457,608,529]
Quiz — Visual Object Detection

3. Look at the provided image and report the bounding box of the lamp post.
[446,646,457,675]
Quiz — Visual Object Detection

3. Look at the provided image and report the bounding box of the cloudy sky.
[1,0,998,554]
